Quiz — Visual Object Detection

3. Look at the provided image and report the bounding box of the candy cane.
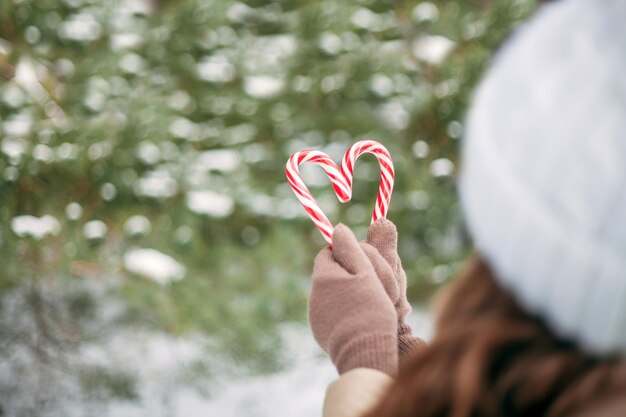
[286,140,395,245]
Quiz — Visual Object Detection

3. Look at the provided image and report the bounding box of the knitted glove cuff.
[333,332,398,377]
[399,336,426,361]
[398,323,426,363]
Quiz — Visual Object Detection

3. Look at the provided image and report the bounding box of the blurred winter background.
[0,0,536,415]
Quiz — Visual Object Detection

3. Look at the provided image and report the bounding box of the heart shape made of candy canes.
[286,140,394,245]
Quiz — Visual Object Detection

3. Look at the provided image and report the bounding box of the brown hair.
[365,255,626,417]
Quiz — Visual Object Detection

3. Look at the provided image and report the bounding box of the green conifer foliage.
[0,0,536,383]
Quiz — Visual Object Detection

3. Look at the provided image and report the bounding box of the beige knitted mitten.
[366,219,426,363]
[309,224,398,376]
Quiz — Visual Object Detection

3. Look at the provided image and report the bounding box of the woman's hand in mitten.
[309,224,399,376]
[366,219,426,363]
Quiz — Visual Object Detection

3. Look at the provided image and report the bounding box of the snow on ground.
[202,308,434,417]
[102,308,433,417]
[0,283,433,417]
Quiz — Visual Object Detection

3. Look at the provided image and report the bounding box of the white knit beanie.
[458,0,626,356]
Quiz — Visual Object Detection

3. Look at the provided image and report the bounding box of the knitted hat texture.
[459,0,626,355]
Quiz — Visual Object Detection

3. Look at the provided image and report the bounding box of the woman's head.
[367,0,626,415]
[458,0,626,355]
[365,255,626,417]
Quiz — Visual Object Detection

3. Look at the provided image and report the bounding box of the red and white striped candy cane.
[285,140,395,245]
[342,140,395,224]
